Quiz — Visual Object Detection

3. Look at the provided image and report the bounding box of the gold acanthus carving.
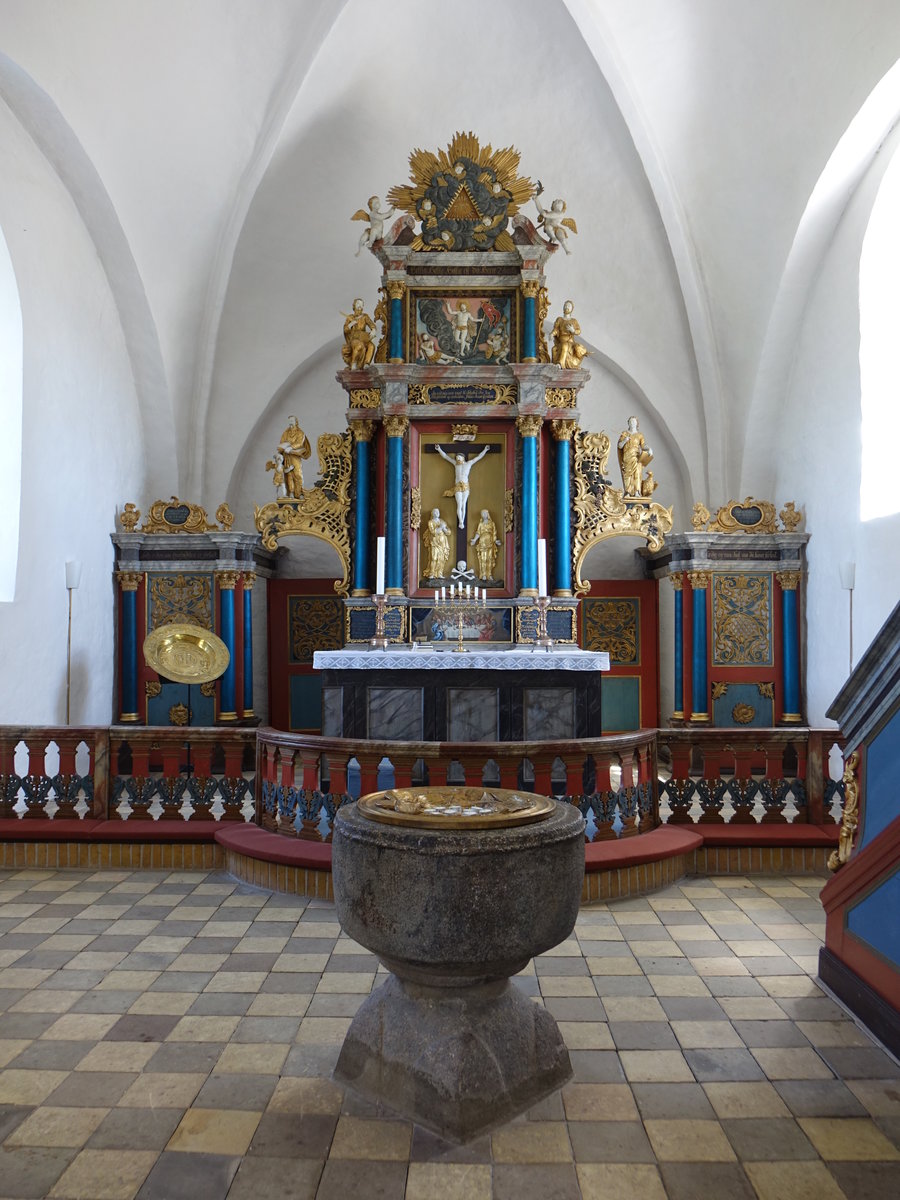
[351,420,376,444]
[408,385,429,405]
[828,750,860,871]
[145,680,162,699]
[383,415,409,438]
[120,498,234,535]
[537,286,551,363]
[385,280,405,301]
[758,682,775,700]
[571,428,673,595]
[516,414,542,439]
[504,489,515,533]
[732,703,756,725]
[217,572,239,590]
[779,502,803,532]
[776,571,801,591]
[550,419,577,441]
[410,487,422,531]
[373,287,388,363]
[688,571,710,590]
[521,279,540,299]
[169,703,190,727]
[711,682,729,700]
[349,388,381,410]
[254,430,353,597]
[150,575,212,631]
[691,496,802,535]
[200,680,217,698]
[547,391,577,412]
[452,424,478,441]
[669,574,684,591]
[116,572,143,592]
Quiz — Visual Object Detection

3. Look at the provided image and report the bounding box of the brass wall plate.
[142,623,230,685]
[358,786,555,829]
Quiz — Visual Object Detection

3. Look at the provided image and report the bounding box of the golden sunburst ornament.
[387,132,534,252]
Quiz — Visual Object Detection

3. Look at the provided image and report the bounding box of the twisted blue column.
[243,581,254,718]
[553,428,572,594]
[352,428,371,594]
[690,575,709,721]
[119,580,139,721]
[385,421,405,593]
[522,292,537,362]
[780,575,802,721]
[219,580,236,720]
[672,578,684,720]
[519,418,540,594]
[389,292,403,362]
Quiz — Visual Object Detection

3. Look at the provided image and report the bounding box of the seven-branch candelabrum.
[433,584,485,653]
[370,593,390,649]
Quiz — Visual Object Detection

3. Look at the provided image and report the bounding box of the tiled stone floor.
[0,869,898,1199]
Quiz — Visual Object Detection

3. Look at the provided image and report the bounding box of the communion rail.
[0,725,843,842]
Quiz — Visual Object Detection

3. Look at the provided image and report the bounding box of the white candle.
[450,583,455,597]
[375,536,385,596]
[434,589,439,605]
[538,538,548,598]
[466,584,471,599]
[441,586,446,601]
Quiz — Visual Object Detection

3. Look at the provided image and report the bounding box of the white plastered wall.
[0,102,145,725]
[775,120,900,727]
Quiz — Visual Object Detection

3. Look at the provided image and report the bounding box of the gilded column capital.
[516,414,543,439]
[116,571,143,592]
[383,415,409,439]
[521,280,540,299]
[669,574,684,591]
[776,570,801,591]
[351,419,376,443]
[243,572,256,591]
[217,571,239,590]
[550,419,577,442]
[687,570,710,590]
[386,280,406,301]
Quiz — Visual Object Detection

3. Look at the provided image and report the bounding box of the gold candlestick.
[535,596,554,650]
[370,594,389,650]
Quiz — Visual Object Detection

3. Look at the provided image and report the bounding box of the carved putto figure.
[423,508,451,579]
[266,449,287,498]
[551,300,589,370]
[351,196,394,256]
[436,442,491,528]
[341,298,377,370]
[617,416,655,498]
[470,509,501,581]
[277,416,311,499]
[534,182,577,254]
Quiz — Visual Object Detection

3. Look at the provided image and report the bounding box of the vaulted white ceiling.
[3,0,900,527]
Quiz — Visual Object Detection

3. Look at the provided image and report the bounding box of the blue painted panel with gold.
[712,574,772,666]
[711,682,774,728]
[846,867,900,970]
[346,605,406,643]
[583,598,639,664]
[147,573,213,632]
[146,680,215,727]
[288,596,344,663]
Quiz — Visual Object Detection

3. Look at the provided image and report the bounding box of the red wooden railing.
[0,724,845,842]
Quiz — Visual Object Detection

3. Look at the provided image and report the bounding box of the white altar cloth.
[313,647,610,672]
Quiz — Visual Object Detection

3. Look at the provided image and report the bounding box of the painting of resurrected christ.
[414,294,513,366]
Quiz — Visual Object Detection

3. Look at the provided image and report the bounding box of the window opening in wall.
[859,144,900,521]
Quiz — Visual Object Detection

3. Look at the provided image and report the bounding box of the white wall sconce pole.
[65,561,82,724]
[839,562,856,675]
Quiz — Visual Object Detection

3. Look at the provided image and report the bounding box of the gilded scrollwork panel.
[711,574,772,666]
[582,598,639,664]
[149,574,213,632]
[288,596,344,664]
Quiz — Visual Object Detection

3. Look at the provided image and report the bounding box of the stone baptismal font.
[332,786,585,1142]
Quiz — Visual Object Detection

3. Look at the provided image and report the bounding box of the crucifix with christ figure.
[425,440,502,567]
